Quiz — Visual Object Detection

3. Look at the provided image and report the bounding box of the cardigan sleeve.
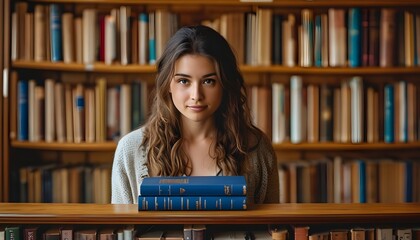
[111,136,134,204]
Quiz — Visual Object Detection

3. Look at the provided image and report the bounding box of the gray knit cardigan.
[111,127,279,204]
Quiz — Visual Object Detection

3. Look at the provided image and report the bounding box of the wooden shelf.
[24,0,420,7]
[11,140,117,151]
[1,203,420,224]
[12,61,420,75]
[273,142,420,151]
[12,141,420,151]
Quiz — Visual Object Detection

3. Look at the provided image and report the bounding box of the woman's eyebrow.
[174,72,217,78]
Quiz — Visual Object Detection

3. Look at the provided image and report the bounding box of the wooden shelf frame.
[11,141,420,152]
[24,0,420,7]
[12,61,420,75]
[1,203,420,224]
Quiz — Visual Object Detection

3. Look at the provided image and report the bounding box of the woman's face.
[170,54,223,124]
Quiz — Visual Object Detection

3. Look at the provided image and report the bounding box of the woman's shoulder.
[116,127,146,152]
[248,129,273,153]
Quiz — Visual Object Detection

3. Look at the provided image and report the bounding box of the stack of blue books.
[138,176,247,211]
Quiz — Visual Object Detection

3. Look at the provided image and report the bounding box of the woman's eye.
[178,78,189,84]
[203,79,216,85]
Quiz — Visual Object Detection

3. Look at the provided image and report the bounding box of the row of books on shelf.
[278,157,420,204]
[1,224,420,240]
[15,75,420,145]
[16,163,111,204]
[138,176,248,211]
[12,2,420,67]
[262,76,419,143]
[15,77,149,143]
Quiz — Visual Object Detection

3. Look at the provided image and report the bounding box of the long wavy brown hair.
[142,25,263,176]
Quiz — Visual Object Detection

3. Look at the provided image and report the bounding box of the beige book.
[34,5,46,61]
[45,5,51,61]
[62,13,75,63]
[83,9,97,65]
[28,80,36,142]
[74,17,83,63]
[54,82,66,142]
[24,13,34,61]
[73,84,85,143]
[120,84,132,137]
[64,84,74,142]
[85,87,95,143]
[328,8,346,67]
[256,8,272,66]
[340,80,351,143]
[44,79,55,142]
[119,6,131,65]
[11,12,18,61]
[95,78,107,142]
[34,86,45,141]
[105,15,116,65]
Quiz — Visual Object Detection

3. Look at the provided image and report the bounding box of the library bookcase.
[1,0,420,204]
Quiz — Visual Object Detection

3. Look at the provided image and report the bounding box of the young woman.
[111,25,279,204]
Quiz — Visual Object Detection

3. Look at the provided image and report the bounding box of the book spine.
[348,8,361,67]
[384,84,395,143]
[18,80,29,141]
[140,183,246,196]
[49,4,62,62]
[138,195,247,210]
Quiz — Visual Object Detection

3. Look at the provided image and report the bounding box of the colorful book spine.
[49,4,62,62]
[18,80,29,141]
[138,195,247,211]
[348,8,361,67]
[384,84,395,143]
[139,176,247,196]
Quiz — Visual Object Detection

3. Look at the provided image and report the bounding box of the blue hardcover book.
[139,176,247,196]
[314,15,322,67]
[138,195,247,211]
[348,8,361,67]
[18,80,29,141]
[405,161,412,202]
[358,160,366,203]
[384,84,394,143]
[50,4,63,62]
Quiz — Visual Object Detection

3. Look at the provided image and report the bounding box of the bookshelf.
[0,203,419,224]
[2,0,420,204]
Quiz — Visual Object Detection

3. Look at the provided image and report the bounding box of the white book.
[272,83,286,143]
[301,9,313,67]
[44,79,55,142]
[350,76,363,143]
[105,15,116,65]
[11,12,17,61]
[290,75,303,143]
[82,9,97,65]
[62,13,74,63]
[328,8,346,67]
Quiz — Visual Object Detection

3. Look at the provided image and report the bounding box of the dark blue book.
[50,4,63,62]
[405,161,413,202]
[18,80,29,141]
[138,195,247,211]
[384,84,394,143]
[358,160,366,203]
[139,176,247,196]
